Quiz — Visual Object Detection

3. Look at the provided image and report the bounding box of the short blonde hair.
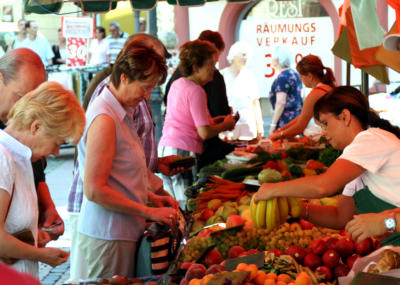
[7,81,85,145]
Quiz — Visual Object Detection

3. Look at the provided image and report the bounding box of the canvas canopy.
[24,0,254,14]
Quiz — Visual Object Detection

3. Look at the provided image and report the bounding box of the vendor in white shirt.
[255,86,400,246]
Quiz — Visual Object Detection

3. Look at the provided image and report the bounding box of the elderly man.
[106,21,129,64]
[0,48,64,245]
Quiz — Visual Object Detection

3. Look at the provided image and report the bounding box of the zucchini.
[221,166,262,180]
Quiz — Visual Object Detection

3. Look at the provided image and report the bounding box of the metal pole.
[361,71,369,96]
[346,62,351,86]
[149,8,157,36]
[134,10,140,34]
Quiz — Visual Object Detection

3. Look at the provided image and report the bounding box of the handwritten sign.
[61,16,94,39]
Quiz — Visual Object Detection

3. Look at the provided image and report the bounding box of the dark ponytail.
[321,66,336,87]
[297,55,336,87]
[314,86,400,139]
[368,110,400,139]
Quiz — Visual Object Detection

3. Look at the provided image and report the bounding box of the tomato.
[262,160,281,171]
[281,170,292,181]
[303,168,317,176]
[305,159,326,170]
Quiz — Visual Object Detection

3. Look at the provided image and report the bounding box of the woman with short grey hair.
[268,46,303,136]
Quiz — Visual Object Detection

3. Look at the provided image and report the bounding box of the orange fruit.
[201,274,213,285]
[246,264,258,280]
[189,279,202,285]
[265,272,278,281]
[276,281,288,285]
[277,273,292,283]
[295,276,311,285]
[254,270,267,285]
[236,263,248,272]
[264,279,276,285]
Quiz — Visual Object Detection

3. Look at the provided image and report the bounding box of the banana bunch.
[250,195,302,229]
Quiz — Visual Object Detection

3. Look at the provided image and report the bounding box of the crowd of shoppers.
[3,14,400,285]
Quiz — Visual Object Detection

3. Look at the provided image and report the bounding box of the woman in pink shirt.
[159,40,236,207]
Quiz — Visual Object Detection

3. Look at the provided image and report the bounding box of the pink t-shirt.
[159,77,212,153]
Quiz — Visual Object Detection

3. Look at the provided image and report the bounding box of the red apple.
[181,262,194,270]
[322,249,340,268]
[334,263,350,278]
[204,250,222,267]
[228,246,246,259]
[303,253,321,270]
[200,209,214,221]
[300,219,314,230]
[247,249,261,255]
[335,238,354,259]
[285,245,306,262]
[346,253,360,269]
[310,239,327,256]
[354,237,374,256]
[268,248,283,257]
[315,266,332,282]
[226,215,245,228]
[326,237,339,250]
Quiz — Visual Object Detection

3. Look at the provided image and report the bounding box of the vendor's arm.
[255,158,365,202]
[83,115,177,225]
[301,195,356,230]
[197,114,236,140]
[0,190,69,267]
[253,98,264,137]
[269,92,286,135]
[270,89,321,140]
[345,210,400,243]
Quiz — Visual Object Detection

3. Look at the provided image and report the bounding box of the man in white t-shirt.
[106,22,128,64]
[21,21,54,66]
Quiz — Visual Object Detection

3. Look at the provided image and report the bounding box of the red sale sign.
[67,38,88,67]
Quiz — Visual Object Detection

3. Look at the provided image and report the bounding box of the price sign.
[62,16,94,66]
[67,38,88,67]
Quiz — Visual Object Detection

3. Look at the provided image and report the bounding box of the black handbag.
[1,184,35,265]
[144,209,186,275]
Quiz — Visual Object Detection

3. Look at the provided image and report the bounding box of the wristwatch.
[384,213,397,233]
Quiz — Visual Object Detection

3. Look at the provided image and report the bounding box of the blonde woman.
[0,81,85,276]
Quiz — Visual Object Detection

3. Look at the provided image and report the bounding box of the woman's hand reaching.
[254,183,278,203]
[148,207,178,227]
[39,247,70,267]
[222,114,236,131]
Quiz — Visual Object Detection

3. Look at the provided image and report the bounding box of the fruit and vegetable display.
[165,139,400,285]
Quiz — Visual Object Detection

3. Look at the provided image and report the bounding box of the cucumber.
[221,166,262,180]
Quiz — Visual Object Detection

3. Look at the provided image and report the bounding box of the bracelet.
[305,203,310,220]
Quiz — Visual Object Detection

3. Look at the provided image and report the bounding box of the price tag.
[67,37,88,67]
